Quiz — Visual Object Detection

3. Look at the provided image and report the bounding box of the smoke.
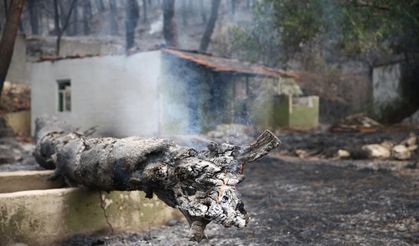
[29,0,266,146]
[149,15,163,35]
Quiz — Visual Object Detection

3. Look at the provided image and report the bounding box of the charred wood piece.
[34,118,280,241]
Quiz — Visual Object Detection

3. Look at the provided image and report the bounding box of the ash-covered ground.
[61,156,419,246]
[1,125,418,245]
[277,130,419,160]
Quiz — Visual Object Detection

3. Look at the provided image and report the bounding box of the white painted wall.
[372,63,402,114]
[31,51,162,137]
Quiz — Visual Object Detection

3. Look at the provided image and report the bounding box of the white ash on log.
[33,118,280,241]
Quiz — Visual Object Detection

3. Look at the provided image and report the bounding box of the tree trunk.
[0,0,25,97]
[58,0,67,34]
[34,117,280,241]
[125,0,139,51]
[54,0,77,55]
[199,0,207,24]
[162,0,177,47]
[82,0,92,35]
[95,0,104,11]
[231,0,237,16]
[109,0,118,35]
[199,0,221,52]
[27,0,39,34]
[181,0,187,26]
[18,14,23,32]
[69,0,78,36]
[142,0,147,23]
[246,0,253,8]
[53,0,61,55]
[3,0,8,17]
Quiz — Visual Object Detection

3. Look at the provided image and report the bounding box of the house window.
[57,80,71,112]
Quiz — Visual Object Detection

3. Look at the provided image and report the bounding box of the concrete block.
[0,171,181,246]
[0,171,63,193]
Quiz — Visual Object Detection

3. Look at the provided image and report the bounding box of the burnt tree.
[53,0,77,55]
[199,0,221,52]
[109,0,118,35]
[231,0,237,16]
[0,0,25,97]
[82,0,92,35]
[34,118,280,241]
[162,0,177,47]
[27,0,39,34]
[199,0,207,24]
[125,0,139,50]
[69,0,78,36]
[142,0,148,23]
[95,0,105,11]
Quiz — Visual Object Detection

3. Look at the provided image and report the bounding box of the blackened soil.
[61,157,419,246]
[278,130,419,159]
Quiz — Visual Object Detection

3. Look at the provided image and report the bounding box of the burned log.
[34,118,280,241]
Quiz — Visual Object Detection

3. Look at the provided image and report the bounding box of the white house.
[31,51,162,137]
[30,49,308,137]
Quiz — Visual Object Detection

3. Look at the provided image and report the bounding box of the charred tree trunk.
[199,0,207,24]
[181,0,187,26]
[3,0,8,16]
[125,0,139,51]
[109,0,118,35]
[54,0,77,55]
[199,0,221,52]
[27,0,39,34]
[142,0,147,23]
[69,0,78,36]
[162,0,177,47]
[0,0,25,97]
[58,0,68,34]
[34,118,280,241]
[82,0,92,35]
[95,0,105,11]
[231,0,237,16]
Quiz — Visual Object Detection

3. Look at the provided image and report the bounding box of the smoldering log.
[34,118,281,241]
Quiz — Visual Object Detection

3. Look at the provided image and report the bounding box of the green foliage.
[339,0,419,54]
[232,0,419,65]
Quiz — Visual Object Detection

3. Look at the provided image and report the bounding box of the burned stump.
[33,118,280,241]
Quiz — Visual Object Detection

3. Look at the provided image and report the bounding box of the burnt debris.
[33,117,280,241]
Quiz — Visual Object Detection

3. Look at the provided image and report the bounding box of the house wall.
[30,51,161,137]
[272,95,291,128]
[372,60,419,122]
[160,53,233,134]
[373,63,402,116]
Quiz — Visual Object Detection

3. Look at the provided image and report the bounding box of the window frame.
[57,79,72,113]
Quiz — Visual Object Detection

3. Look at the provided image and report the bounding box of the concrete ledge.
[0,172,181,245]
[0,171,64,193]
